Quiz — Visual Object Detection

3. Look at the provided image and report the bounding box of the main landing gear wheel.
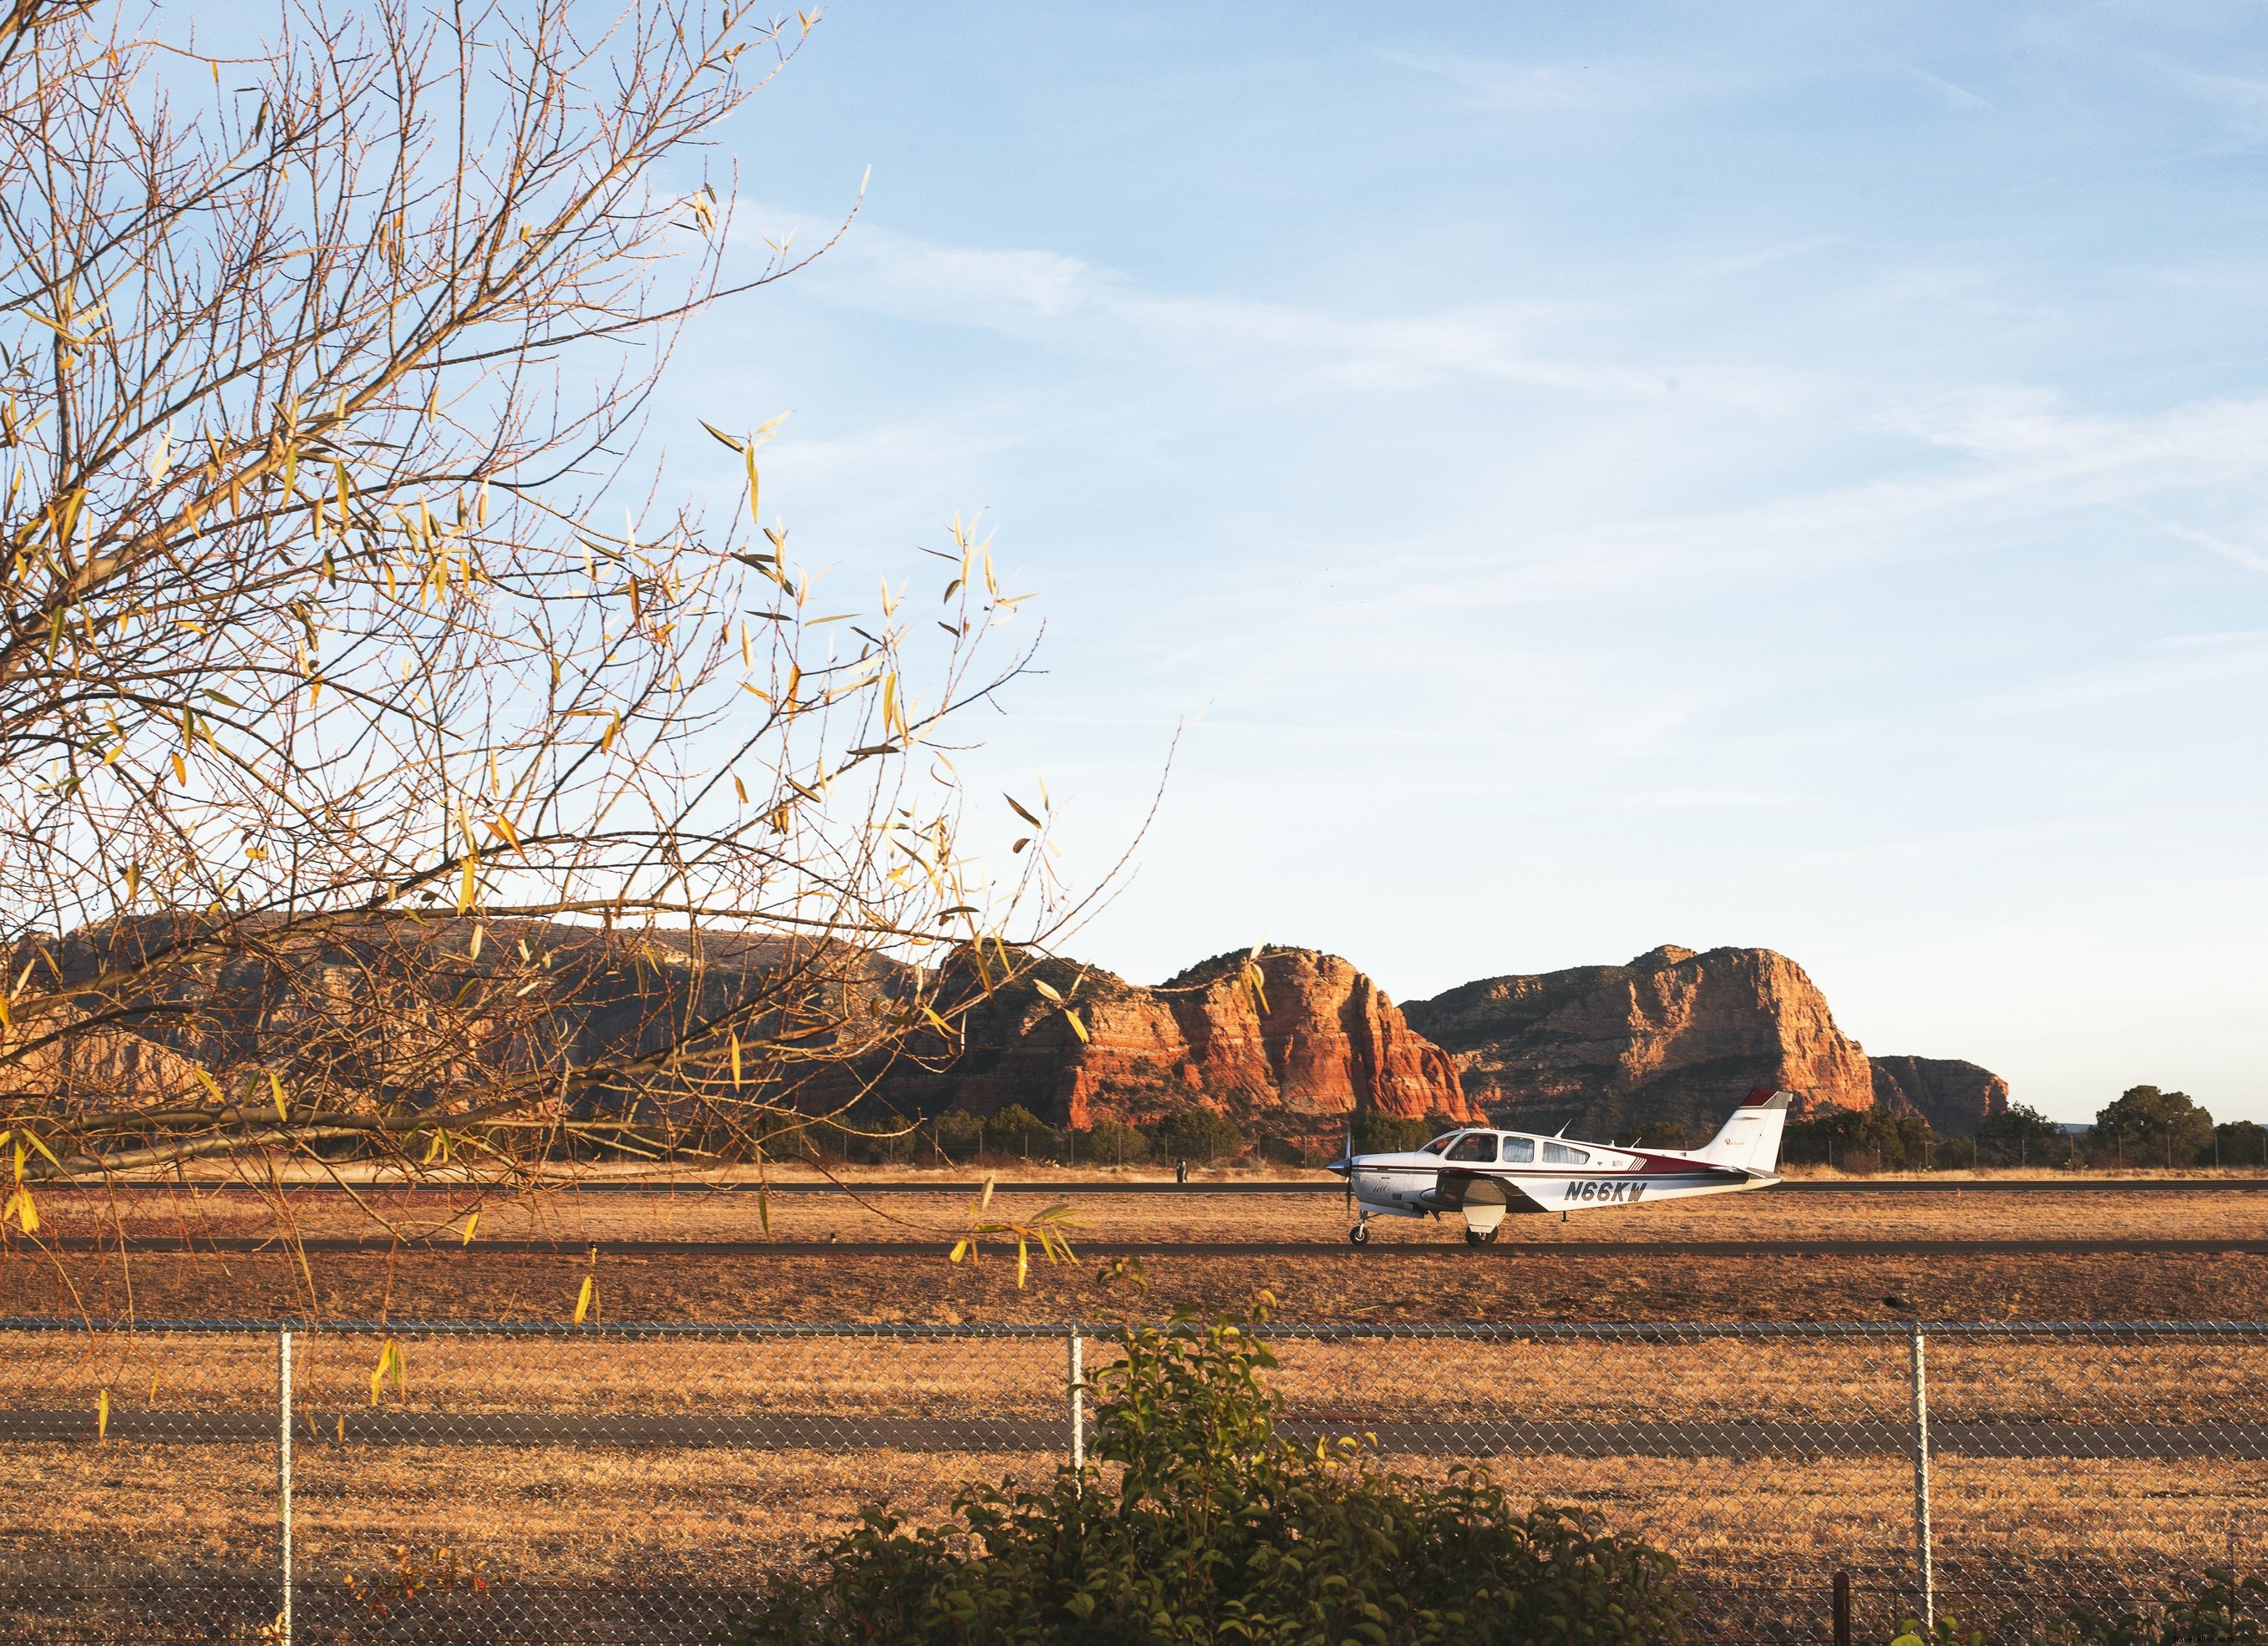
[1348,1223,1371,1246]
[1464,1227,1503,1246]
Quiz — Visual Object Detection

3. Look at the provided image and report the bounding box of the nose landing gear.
[1347,1221,1371,1246]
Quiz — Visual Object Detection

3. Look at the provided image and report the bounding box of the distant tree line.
[1759,1085,2265,1173]
[807,1104,1493,1169]
[805,1104,1257,1170]
[819,1086,2268,1174]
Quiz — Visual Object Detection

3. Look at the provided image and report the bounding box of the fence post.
[1910,1324,1932,1630]
[1067,1324,1084,1482]
[278,1327,294,1644]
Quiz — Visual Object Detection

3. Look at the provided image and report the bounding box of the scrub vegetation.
[723,1296,1689,1646]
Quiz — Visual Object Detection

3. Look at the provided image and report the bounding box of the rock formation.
[33,910,2006,1158]
[1401,945,1876,1138]
[1870,1056,2009,1138]
[879,945,1475,1134]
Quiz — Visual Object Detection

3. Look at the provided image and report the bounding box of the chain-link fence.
[1,1318,2264,1643]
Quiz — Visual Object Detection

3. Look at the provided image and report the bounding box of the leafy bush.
[1081,1119,1149,1166]
[984,1103,1058,1158]
[2215,1121,2268,1171]
[723,1301,1688,1645]
[934,1110,986,1162]
[1977,1102,2074,1168]
[1869,1569,2268,1645]
[2041,1570,2268,1644]
[1149,1107,1244,1163]
[2089,1085,2215,1168]
[1934,1137,1978,1170]
[1349,1111,1433,1155]
[1782,1106,1935,1171]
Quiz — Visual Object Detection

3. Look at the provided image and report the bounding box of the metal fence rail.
[2,1318,2264,1643]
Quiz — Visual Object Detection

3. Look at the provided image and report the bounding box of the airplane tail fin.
[1694,1089,1795,1172]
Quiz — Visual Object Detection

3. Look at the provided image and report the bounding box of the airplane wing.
[1433,1168,1549,1213]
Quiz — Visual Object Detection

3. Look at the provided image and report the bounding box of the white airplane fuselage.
[1326,1090,1794,1245]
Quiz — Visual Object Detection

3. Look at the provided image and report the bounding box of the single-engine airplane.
[1325,1089,1794,1246]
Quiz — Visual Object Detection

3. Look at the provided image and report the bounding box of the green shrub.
[1976,1102,2073,1168]
[723,1302,1688,1645]
[1782,1106,1934,1170]
[933,1110,985,1162]
[2042,1570,2268,1643]
[2215,1121,2268,1171]
[1149,1107,1243,1163]
[1867,1571,2268,1646]
[2089,1086,2215,1168]
[983,1103,1057,1158]
[1081,1118,1149,1166]
[1349,1111,1433,1155]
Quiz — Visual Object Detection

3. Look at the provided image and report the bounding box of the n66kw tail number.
[1568,1180,1646,1205]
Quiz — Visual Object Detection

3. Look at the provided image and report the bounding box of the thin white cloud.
[1687,236,1846,280]
[1419,391,2268,603]
[1905,64,1991,109]
[1788,807,2213,871]
[1982,638,2268,716]
[762,216,1816,412]
[2161,66,2268,147]
[2156,521,2268,574]
[2152,630,2268,649]
[1606,788,1823,810]
[1382,49,1733,114]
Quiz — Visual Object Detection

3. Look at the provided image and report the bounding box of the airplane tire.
[1484,1227,1501,1245]
[1464,1228,1487,1246]
[1348,1223,1371,1247]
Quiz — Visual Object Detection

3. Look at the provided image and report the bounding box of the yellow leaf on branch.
[369,1338,404,1406]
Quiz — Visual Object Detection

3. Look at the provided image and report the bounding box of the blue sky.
[660,3,2268,1122]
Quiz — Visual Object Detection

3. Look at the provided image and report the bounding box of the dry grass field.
[3,1324,2265,1641]
[4,1185,2266,1639]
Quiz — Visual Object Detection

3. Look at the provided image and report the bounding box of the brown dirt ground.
[19,1178,2268,1247]
[3,1240,2268,1327]
[3,1183,2266,1324]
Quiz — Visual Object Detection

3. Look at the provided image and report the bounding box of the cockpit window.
[1420,1134,1456,1155]
[1444,1132,1497,1163]
[1542,1142,1590,1166]
[1500,1136,1535,1163]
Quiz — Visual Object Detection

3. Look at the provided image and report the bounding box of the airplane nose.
[1324,1157,1352,1178]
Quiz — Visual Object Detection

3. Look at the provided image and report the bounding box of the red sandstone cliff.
[885,946,1474,1132]
[1870,1056,2009,1137]
[1402,945,1875,1137]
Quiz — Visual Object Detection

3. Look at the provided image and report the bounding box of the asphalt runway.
[10,1407,2262,1458]
[33,1235,2268,1257]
